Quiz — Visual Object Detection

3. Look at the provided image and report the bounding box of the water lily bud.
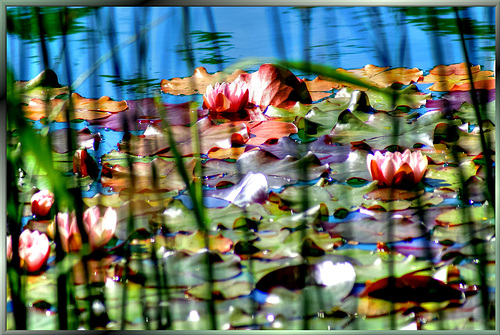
[7,235,12,261]
[83,206,117,250]
[367,149,428,189]
[203,81,249,114]
[18,229,50,272]
[73,149,98,179]
[30,190,55,217]
[56,212,82,253]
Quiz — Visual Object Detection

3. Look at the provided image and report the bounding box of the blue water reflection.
[7,7,495,101]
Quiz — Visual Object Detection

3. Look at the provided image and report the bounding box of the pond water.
[7,7,495,100]
[6,6,496,331]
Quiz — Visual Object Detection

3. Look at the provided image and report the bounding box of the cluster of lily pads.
[7,62,495,330]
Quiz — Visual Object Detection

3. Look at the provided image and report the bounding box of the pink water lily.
[203,81,249,114]
[18,230,51,272]
[7,235,12,261]
[367,149,428,189]
[83,206,117,250]
[31,190,55,217]
[56,212,82,253]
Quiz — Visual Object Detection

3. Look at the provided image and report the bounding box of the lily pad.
[160,66,247,95]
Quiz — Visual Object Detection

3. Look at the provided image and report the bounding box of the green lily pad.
[435,204,495,226]
[186,278,252,300]
[456,101,495,125]
[432,222,494,244]
[365,84,432,111]
[326,213,429,244]
[424,160,477,191]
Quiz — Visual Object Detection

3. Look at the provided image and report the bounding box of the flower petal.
[381,155,397,185]
[392,163,415,188]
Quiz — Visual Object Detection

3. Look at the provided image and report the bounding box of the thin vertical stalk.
[132,7,151,330]
[150,163,173,330]
[454,7,495,208]
[268,7,287,62]
[6,158,27,330]
[234,146,258,329]
[204,7,223,72]
[181,7,217,329]
[154,94,217,330]
[367,7,391,67]
[369,7,397,328]
[298,7,327,330]
[98,7,131,329]
[58,7,96,329]
[453,7,493,329]
[324,7,340,68]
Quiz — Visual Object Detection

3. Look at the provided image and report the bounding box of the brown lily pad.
[160,66,247,95]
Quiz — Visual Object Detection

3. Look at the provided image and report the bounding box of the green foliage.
[7,7,94,42]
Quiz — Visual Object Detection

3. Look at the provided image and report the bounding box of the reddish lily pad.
[245,120,298,146]
[234,63,312,109]
[361,273,465,306]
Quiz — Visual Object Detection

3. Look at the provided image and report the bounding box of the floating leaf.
[160,66,247,95]
[186,278,252,300]
[324,217,428,244]
[255,261,355,294]
[160,199,268,231]
[206,172,269,207]
[175,231,234,253]
[360,273,465,304]
[82,193,125,208]
[424,160,477,191]
[423,63,494,92]
[259,203,328,231]
[234,63,312,109]
[264,101,313,119]
[455,101,496,125]
[330,108,459,150]
[269,185,332,213]
[435,204,494,226]
[432,222,494,244]
[204,150,328,189]
[120,118,249,157]
[50,127,101,153]
[89,100,206,131]
[245,120,298,146]
[100,157,196,193]
[303,65,422,93]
